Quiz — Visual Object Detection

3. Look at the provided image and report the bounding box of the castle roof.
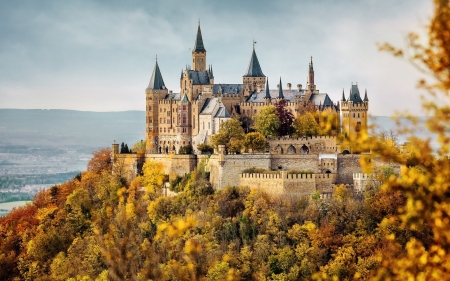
[243,47,265,77]
[147,60,165,90]
[347,84,363,103]
[278,78,284,99]
[188,70,210,85]
[246,89,304,103]
[310,93,334,107]
[265,79,271,99]
[199,97,230,118]
[214,106,231,118]
[213,84,243,95]
[181,93,189,102]
[364,89,369,101]
[164,93,181,100]
[193,24,206,52]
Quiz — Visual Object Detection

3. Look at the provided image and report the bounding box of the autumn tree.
[243,132,266,153]
[211,118,245,154]
[132,140,146,154]
[253,105,280,137]
[87,148,111,174]
[274,100,294,136]
[293,112,319,137]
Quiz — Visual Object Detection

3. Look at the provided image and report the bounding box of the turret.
[277,77,284,100]
[192,22,206,71]
[243,41,266,93]
[146,58,168,153]
[264,78,271,104]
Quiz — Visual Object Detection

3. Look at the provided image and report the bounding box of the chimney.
[287,83,292,90]
[297,84,302,91]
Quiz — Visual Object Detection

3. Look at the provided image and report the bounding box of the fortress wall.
[337,155,363,184]
[270,154,319,172]
[240,173,284,195]
[145,154,197,179]
[113,154,141,182]
[209,154,272,189]
[267,136,338,154]
[239,172,336,196]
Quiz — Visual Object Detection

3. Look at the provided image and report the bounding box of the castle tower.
[339,83,369,142]
[177,94,192,149]
[146,58,168,153]
[192,23,206,71]
[243,42,266,94]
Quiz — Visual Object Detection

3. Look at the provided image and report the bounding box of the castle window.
[182,114,186,124]
[193,118,195,128]
[160,118,162,123]
[160,108,162,112]
[208,122,210,129]
[183,105,186,110]
[164,128,166,133]
[358,113,360,118]
[353,113,355,118]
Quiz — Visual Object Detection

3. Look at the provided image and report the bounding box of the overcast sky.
[0,0,433,116]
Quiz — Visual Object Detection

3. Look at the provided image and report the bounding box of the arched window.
[182,114,186,124]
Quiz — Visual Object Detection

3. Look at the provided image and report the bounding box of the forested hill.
[0,109,145,148]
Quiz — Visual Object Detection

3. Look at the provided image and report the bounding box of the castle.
[112,24,381,196]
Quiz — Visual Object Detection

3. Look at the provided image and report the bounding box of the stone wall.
[239,172,337,196]
[336,155,363,184]
[271,154,319,172]
[145,154,197,179]
[267,135,337,154]
[209,153,271,189]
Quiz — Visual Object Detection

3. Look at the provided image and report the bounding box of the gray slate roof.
[310,93,334,107]
[181,94,189,102]
[213,84,243,94]
[214,107,231,118]
[243,48,265,77]
[193,25,206,52]
[147,61,165,90]
[188,70,210,85]
[164,93,181,100]
[347,84,363,103]
[246,89,304,103]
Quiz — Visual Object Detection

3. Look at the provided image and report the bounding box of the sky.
[0,0,433,116]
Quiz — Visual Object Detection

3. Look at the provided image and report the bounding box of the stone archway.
[300,144,309,154]
[342,149,350,155]
[158,146,162,154]
[275,145,284,154]
[287,145,296,154]
[325,170,331,174]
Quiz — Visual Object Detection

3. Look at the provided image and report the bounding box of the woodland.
[1,0,450,279]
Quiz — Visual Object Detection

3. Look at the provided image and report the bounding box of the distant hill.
[0,109,146,150]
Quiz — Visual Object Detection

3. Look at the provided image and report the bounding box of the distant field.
[0,201,30,216]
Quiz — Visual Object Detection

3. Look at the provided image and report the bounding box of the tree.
[292,113,319,137]
[197,143,214,154]
[243,132,266,153]
[356,1,450,278]
[87,148,111,174]
[253,105,280,137]
[132,140,146,154]
[211,118,245,153]
[274,100,294,136]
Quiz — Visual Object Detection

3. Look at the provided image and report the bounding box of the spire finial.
[253,40,257,50]
[198,19,200,26]
[156,54,157,61]
[311,56,313,63]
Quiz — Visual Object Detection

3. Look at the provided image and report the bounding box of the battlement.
[267,135,336,141]
[353,173,371,180]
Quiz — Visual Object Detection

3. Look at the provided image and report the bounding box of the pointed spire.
[210,64,214,78]
[181,69,184,80]
[364,89,369,101]
[278,77,284,99]
[181,93,189,102]
[265,78,271,99]
[244,44,265,77]
[193,22,206,52]
[341,88,346,101]
[147,59,165,90]
[308,56,314,86]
